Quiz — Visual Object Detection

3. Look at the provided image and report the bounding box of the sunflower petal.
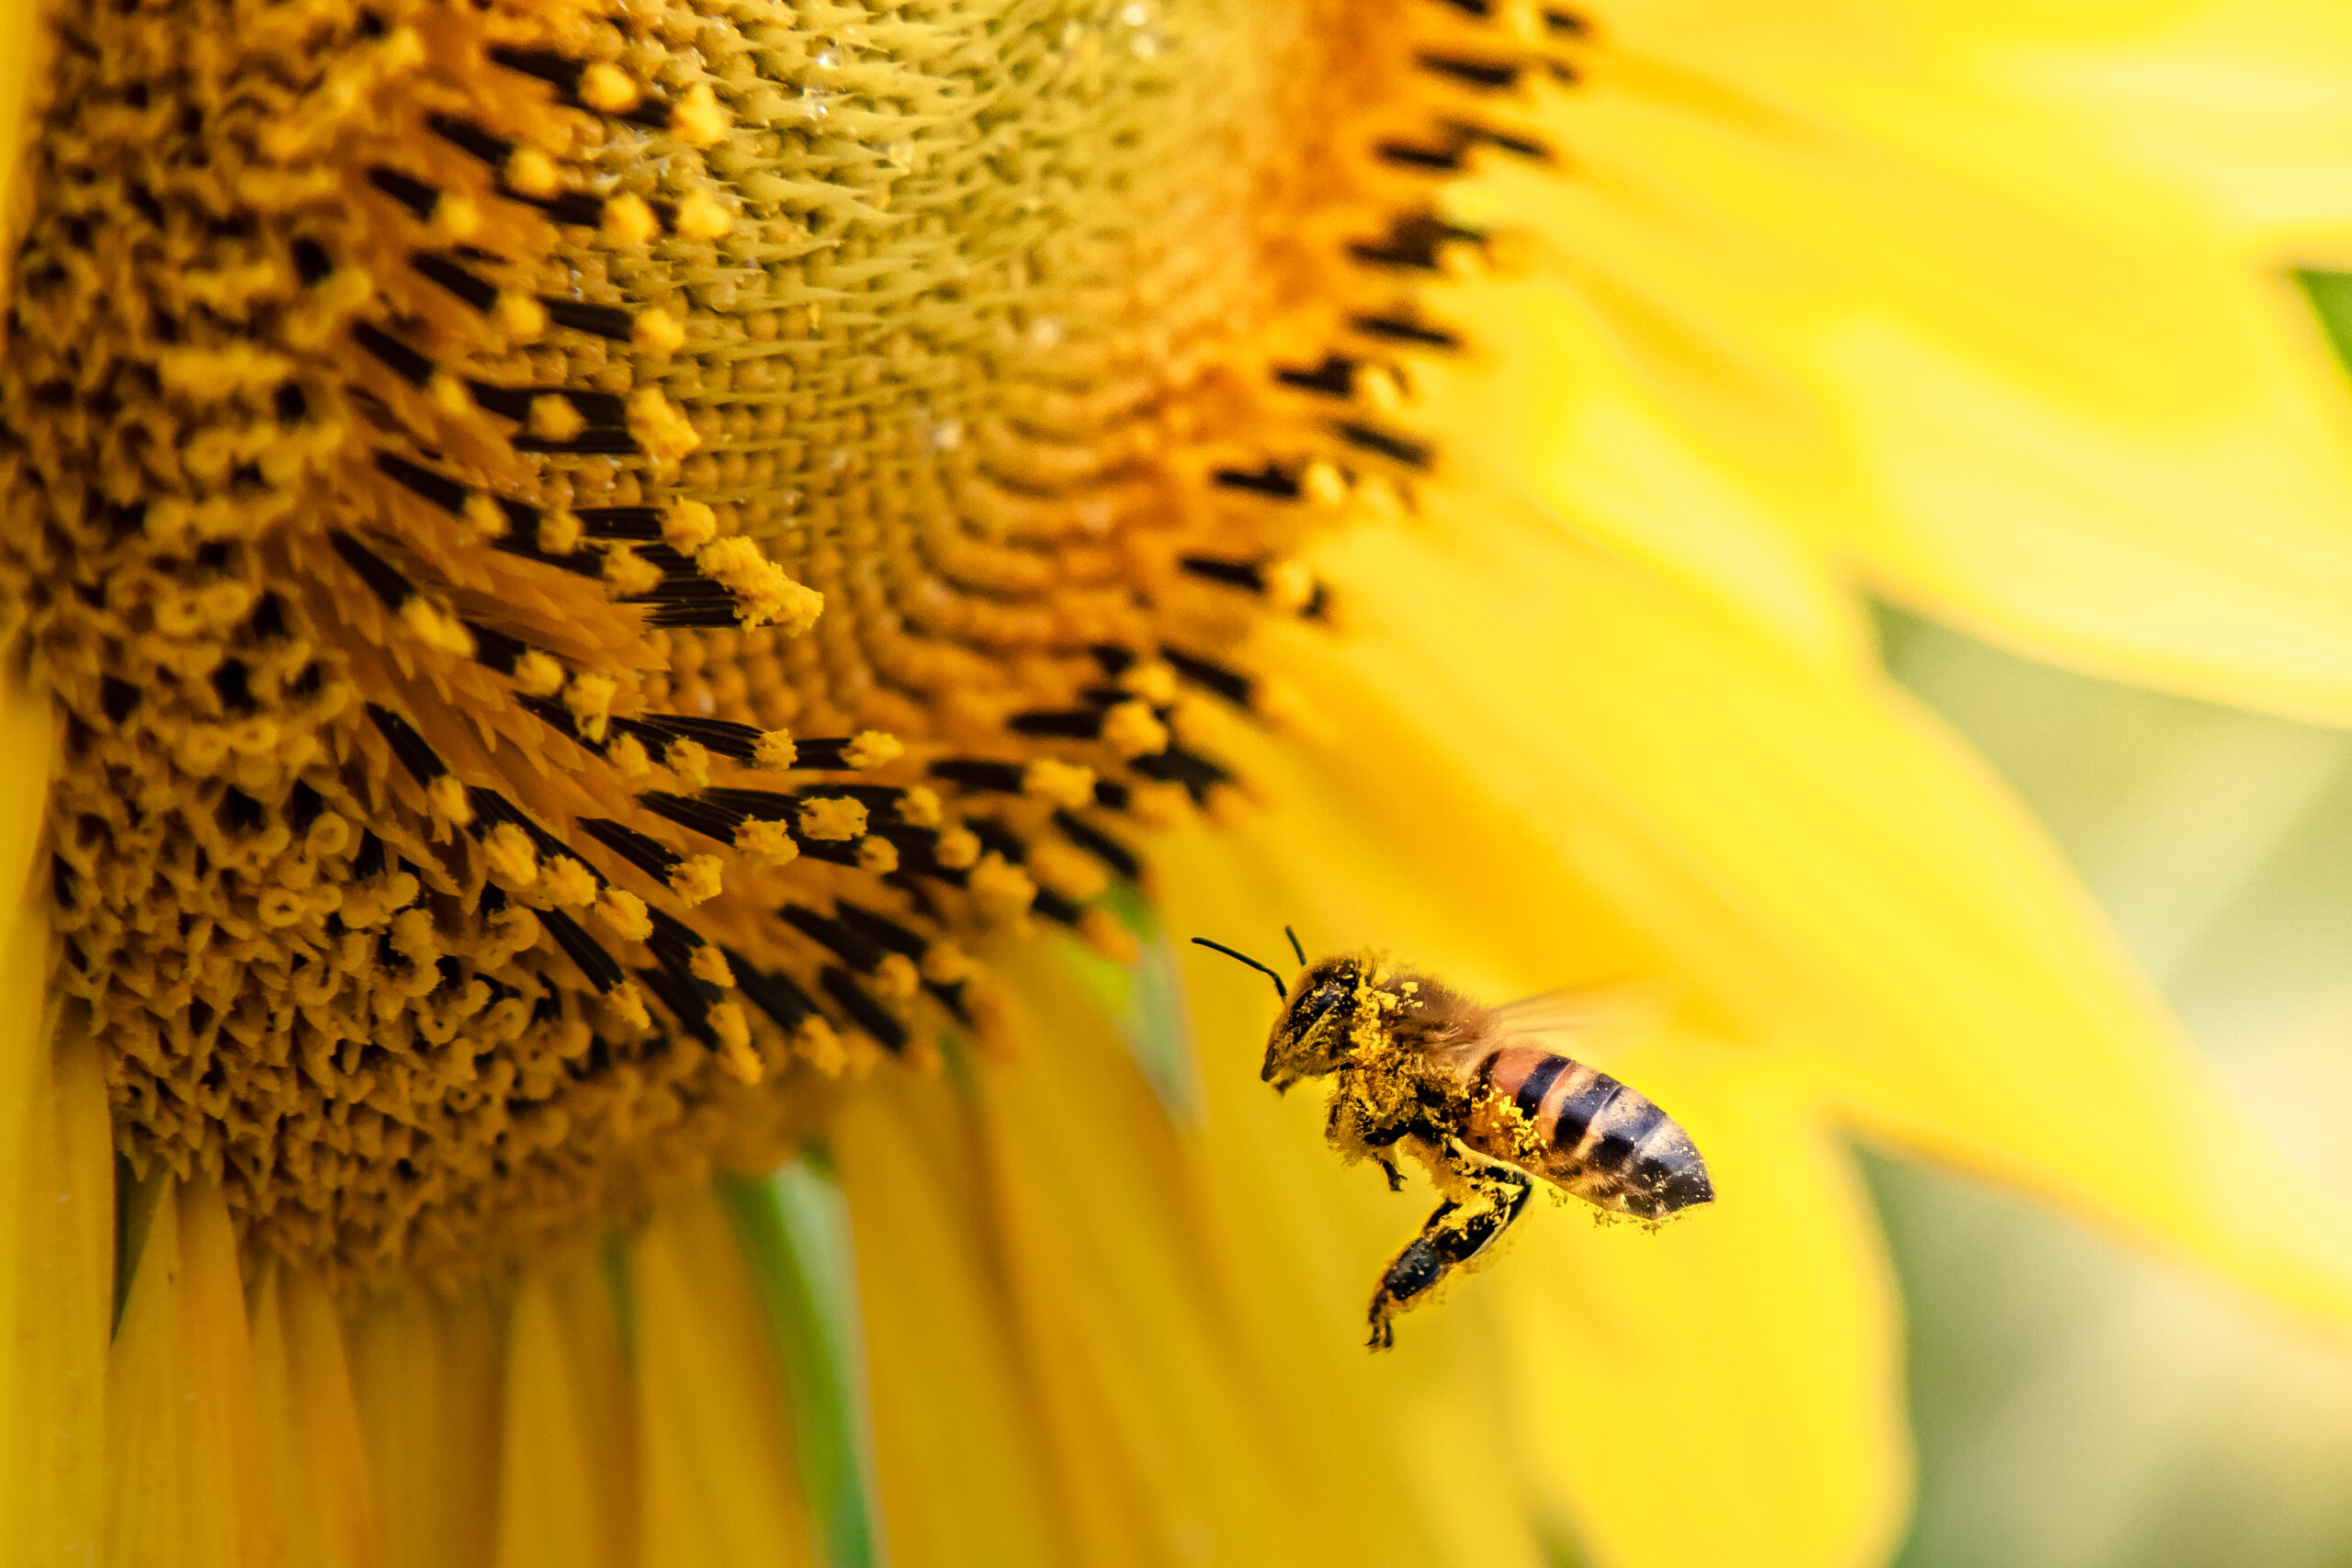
[629,1185,813,1567]
[349,1284,503,1568]
[1258,498,2352,1322]
[1444,13,2352,720]
[250,1266,376,1568]
[1495,1037,1904,1568]
[493,1268,628,1568]
[0,989,109,1565]
[105,1179,276,1566]
[828,1071,1072,1568]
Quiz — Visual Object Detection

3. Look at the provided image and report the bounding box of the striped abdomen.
[1464,1046,1713,1220]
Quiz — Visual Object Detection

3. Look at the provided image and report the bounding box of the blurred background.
[1871,599,2352,1568]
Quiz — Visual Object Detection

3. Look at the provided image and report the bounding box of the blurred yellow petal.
[250,1267,377,1568]
[1498,1037,1903,1568]
[350,1287,502,1568]
[494,1267,629,1568]
[831,1069,1074,1568]
[1442,6,2352,719]
[106,1179,276,1567]
[1261,492,2352,1320]
[629,1186,812,1568]
[0,999,108,1566]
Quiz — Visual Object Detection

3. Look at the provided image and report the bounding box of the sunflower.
[5,1,2351,1565]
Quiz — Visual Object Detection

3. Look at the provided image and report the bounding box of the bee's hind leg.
[1365,1168,1534,1350]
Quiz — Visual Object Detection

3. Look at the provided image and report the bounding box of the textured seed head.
[1,0,1572,1285]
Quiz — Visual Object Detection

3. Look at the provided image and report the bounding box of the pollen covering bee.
[1196,933,1714,1348]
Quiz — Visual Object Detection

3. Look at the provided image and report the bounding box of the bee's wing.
[1487,984,1665,1050]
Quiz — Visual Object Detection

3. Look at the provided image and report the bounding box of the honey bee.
[1196,932,1713,1348]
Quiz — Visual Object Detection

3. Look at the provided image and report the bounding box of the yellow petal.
[106,1179,277,1567]
[1495,1036,1904,1568]
[250,1266,377,1568]
[629,1186,813,1567]
[0,992,110,1564]
[494,1267,626,1568]
[1255,496,2352,1322]
[1444,13,2352,720]
[350,1285,503,1568]
[830,1070,1071,1568]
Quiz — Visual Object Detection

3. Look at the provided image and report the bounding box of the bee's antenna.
[1191,937,1287,1000]
[1284,926,1306,967]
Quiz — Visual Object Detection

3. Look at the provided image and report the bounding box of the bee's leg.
[1362,1122,1410,1191]
[1365,1168,1535,1349]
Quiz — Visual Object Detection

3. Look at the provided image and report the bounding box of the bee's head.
[1261,954,1370,1092]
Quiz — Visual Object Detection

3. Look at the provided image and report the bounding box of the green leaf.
[2295,269,2352,376]
[720,1156,883,1568]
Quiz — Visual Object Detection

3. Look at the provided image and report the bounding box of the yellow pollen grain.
[695,536,821,633]
[688,945,736,987]
[662,499,718,553]
[666,738,713,789]
[537,509,583,555]
[542,857,599,908]
[602,193,660,247]
[1118,660,1179,705]
[608,732,653,778]
[899,785,942,828]
[430,191,481,241]
[527,394,585,442]
[1022,758,1095,808]
[1126,781,1193,829]
[920,940,972,985]
[712,1005,762,1083]
[484,822,538,887]
[671,855,723,905]
[606,983,652,1031]
[565,672,618,742]
[671,81,728,146]
[400,598,476,657]
[505,146,561,198]
[1028,841,1108,902]
[632,309,685,355]
[595,887,653,943]
[461,491,511,539]
[735,818,799,867]
[967,853,1038,923]
[601,543,662,598]
[876,953,920,999]
[798,795,866,841]
[577,62,641,113]
[934,827,981,870]
[425,774,473,826]
[1357,365,1404,413]
[1100,699,1168,759]
[856,836,899,874]
[513,650,565,698]
[753,730,798,771]
[673,189,732,243]
[625,388,696,467]
[1303,460,1348,507]
[1263,558,1317,612]
[494,290,547,340]
[843,730,904,769]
